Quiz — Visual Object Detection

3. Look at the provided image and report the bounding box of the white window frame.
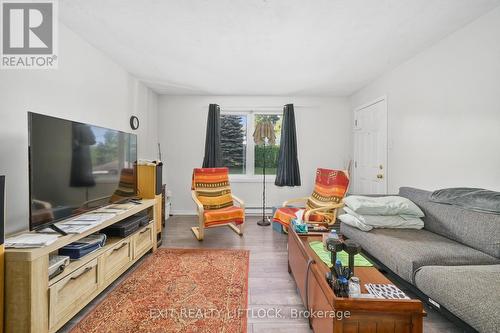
[220,109,281,183]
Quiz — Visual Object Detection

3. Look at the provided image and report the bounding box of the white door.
[353,97,388,194]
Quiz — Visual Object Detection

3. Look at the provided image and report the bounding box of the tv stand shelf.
[4,199,158,333]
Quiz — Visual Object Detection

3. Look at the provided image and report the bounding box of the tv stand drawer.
[49,259,99,330]
[103,240,132,283]
[133,224,153,259]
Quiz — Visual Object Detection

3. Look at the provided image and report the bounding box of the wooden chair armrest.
[232,195,245,209]
[304,202,344,221]
[191,190,204,214]
[282,197,309,207]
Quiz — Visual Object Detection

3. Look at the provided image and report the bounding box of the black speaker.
[0,175,4,245]
[155,162,162,195]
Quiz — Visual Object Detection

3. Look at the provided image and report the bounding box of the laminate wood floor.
[163,216,464,333]
[163,216,311,333]
[59,215,466,333]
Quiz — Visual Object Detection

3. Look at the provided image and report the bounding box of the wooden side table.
[288,228,425,333]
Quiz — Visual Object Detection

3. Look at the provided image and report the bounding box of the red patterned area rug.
[71,248,249,333]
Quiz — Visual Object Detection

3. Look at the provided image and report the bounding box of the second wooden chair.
[273,168,350,231]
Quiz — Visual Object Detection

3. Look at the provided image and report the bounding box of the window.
[220,111,282,178]
[220,114,247,174]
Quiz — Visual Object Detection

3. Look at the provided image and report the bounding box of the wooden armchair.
[191,168,245,240]
[273,168,350,230]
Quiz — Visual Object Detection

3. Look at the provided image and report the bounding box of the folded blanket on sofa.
[344,195,424,217]
[339,209,424,232]
[339,195,424,232]
[430,187,500,215]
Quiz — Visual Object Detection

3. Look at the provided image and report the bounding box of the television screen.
[28,112,137,230]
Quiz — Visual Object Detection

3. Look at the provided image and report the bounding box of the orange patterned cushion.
[273,168,349,225]
[204,206,244,227]
[305,168,349,222]
[273,207,323,227]
[192,168,234,210]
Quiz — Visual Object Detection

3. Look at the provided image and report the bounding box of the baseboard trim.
[171,208,274,216]
[171,210,196,215]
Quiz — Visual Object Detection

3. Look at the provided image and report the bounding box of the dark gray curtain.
[275,104,301,186]
[202,104,223,168]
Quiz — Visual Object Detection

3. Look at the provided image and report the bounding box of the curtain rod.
[219,105,312,111]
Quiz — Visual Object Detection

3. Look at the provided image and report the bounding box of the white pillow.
[361,215,423,229]
[344,196,424,217]
[338,213,373,231]
[341,207,424,231]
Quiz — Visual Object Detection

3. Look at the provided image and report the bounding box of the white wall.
[133,81,159,159]
[0,23,159,235]
[350,6,500,193]
[158,96,351,214]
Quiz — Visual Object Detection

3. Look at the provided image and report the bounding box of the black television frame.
[27,112,138,233]
[1,175,4,244]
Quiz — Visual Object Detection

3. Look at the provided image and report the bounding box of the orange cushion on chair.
[305,168,349,223]
[273,207,324,227]
[273,207,299,227]
[306,168,349,209]
[203,206,244,227]
[192,168,234,210]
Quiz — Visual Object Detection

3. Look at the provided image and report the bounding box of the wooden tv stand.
[288,228,425,333]
[4,199,158,333]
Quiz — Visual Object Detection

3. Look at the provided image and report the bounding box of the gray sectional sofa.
[340,187,500,333]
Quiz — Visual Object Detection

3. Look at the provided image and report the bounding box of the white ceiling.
[59,0,500,96]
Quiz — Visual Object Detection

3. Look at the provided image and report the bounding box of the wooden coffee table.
[288,228,425,333]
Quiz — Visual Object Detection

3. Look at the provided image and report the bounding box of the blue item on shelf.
[59,233,107,260]
[292,218,308,234]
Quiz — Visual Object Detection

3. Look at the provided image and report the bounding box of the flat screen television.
[28,112,138,231]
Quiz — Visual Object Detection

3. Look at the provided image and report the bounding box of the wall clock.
[130,116,139,130]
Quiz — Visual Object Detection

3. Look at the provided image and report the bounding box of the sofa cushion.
[399,187,500,258]
[340,223,500,283]
[430,187,500,215]
[414,265,500,333]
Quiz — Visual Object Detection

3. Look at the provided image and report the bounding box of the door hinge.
[354,119,358,127]
[354,161,357,168]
